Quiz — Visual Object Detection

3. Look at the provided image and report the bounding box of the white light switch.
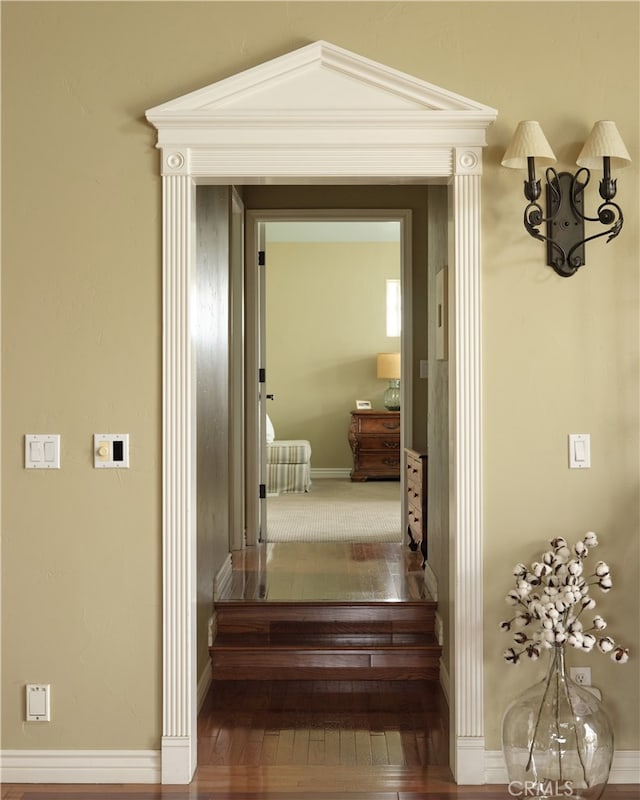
[25,435,60,469]
[569,433,591,469]
[26,684,50,721]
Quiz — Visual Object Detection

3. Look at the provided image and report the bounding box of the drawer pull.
[383,422,400,430]
[382,457,400,466]
[383,441,400,449]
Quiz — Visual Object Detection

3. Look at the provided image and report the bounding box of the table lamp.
[377,352,401,411]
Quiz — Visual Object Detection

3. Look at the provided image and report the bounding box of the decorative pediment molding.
[146,41,497,177]
[151,40,492,785]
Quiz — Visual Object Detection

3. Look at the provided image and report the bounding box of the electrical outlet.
[570,666,591,686]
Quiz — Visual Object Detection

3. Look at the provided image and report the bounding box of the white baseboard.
[2,745,635,786]
[0,749,161,784]
[484,749,640,784]
[310,468,351,479]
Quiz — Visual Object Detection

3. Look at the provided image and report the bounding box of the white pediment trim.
[146,41,497,176]
[147,40,496,117]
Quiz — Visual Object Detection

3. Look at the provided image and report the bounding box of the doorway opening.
[244,209,413,550]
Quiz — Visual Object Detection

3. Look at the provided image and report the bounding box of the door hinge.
[259,367,266,383]
[258,250,266,266]
[259,483,266,499]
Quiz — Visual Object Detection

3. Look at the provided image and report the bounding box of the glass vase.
[502,646,613,800]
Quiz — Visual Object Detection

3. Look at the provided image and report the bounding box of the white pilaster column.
[451,149,485,784]
[161,171,197,784]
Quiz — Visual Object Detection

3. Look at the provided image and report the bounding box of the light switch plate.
[569,433,591,469]
[25,435,60,469]
[26,684,50,721]
[94,434,129,468]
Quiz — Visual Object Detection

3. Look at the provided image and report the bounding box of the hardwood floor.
[3,544,637,799]
[198,679,448,768]
[219,542,430,602]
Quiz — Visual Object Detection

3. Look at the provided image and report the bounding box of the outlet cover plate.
[570,666,591,686]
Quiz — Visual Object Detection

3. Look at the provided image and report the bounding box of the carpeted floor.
[266,477,402,543]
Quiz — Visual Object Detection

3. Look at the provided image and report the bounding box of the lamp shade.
[576,121,632,169]
[501,120,557,169]
[377,352,401,380]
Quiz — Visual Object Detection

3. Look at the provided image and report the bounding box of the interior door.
[229,187,246,551]
[244,218,267,545]
[257,222,268,541]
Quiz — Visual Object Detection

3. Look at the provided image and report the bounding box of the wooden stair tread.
[212,632,440,649]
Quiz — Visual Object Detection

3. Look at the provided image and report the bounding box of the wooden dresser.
[348,410,401,481]
[405,448,428,564]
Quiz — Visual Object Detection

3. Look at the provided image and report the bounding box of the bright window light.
[386,279,401,337]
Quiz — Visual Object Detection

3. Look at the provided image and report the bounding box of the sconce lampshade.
[576,121,632,169]
[377,352,401,380]
[501,120,557,169]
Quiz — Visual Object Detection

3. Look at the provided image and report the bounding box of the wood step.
[214,600,437,636]
[210,602,442,681]
[210,637,441,681]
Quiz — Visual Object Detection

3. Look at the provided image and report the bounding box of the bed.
[266,416,312,495]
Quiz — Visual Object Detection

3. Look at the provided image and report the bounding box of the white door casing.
[146,40,497,784]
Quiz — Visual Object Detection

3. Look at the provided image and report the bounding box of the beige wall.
[265,241,401,469]
[2,1,638,758]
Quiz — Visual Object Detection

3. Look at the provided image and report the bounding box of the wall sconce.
[502,120,631,277]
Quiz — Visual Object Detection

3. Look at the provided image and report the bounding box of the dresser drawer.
[357,435,401,452]
[357,451,401,471]
[356,415,401,434]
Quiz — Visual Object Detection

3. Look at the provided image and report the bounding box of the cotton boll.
[612,647,629,663]
[598,636,615,653]
[504,648,519,664]
[583,531,598,548]
[506,590,521,605]
[598,575,613,592]
[574,541,588,558]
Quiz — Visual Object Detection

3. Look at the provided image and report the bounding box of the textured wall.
[2,1,638,755]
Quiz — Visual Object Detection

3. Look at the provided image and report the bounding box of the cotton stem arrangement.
[500,532,629,665]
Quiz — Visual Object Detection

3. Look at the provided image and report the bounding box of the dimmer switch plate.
[94,434,129,468]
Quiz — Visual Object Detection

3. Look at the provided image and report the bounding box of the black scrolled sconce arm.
[565,167,625,268]
[522,166,562,249]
